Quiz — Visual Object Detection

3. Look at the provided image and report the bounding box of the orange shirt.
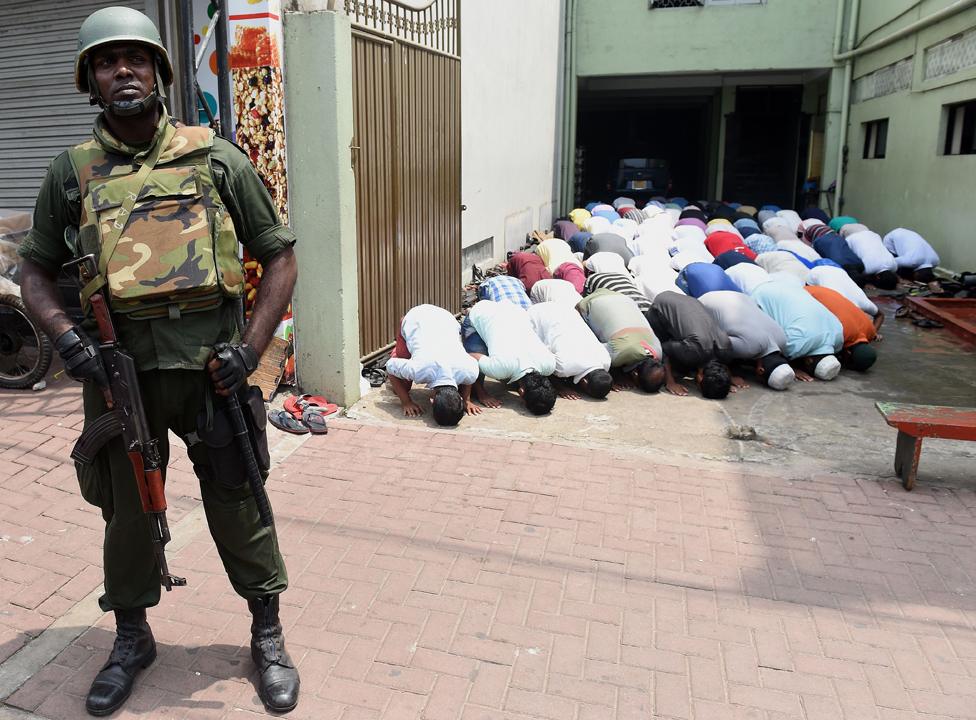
[805,285,877,347]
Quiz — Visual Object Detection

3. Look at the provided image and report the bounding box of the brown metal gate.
[349,0,461,357]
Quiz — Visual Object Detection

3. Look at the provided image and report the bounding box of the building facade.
[843,0,976,273]
[562,0,976,273]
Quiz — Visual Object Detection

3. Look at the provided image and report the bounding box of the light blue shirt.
[751,279,843,359]
[467,300,556,382]
[882,228,940,270]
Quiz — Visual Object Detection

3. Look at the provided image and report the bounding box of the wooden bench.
[875,402,976,490]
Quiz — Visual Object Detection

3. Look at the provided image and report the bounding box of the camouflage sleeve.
[17,152,80,275]
[211,138,296,266]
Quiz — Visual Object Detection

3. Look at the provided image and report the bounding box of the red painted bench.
[875,402,976,490]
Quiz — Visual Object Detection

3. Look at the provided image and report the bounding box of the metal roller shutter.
[0,0,146,211]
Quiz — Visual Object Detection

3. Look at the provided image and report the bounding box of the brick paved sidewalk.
[3,397,976,719]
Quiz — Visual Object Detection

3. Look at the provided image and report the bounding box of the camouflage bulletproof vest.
[68,121,245,319]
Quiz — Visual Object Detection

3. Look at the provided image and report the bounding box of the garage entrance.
[576,91,717,205]
[722,85,806,209]
[575,76,814,210]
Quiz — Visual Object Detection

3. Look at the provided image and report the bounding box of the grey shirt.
[584,233,634,264]
[698,290,787,361]
[647,291,732,366]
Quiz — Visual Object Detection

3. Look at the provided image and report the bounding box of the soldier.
[17,7,300,716]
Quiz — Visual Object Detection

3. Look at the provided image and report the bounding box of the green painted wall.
[282,7,361,406]
[575,0,838,77]
[843,2,976,272]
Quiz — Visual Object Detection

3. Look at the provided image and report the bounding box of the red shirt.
[705,231,758,260]
[507,252,552,293]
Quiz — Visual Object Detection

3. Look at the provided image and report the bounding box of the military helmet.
[75,6,174,93]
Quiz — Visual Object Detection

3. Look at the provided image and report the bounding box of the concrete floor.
[348,297,976,489]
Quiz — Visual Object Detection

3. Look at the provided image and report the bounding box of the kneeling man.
[386,304,481,425]
[528,302,613,399]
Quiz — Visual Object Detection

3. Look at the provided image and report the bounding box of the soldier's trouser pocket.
[75,450,108,510]
[195,386,270,489]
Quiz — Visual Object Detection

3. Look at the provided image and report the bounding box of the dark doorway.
[576,93,715,205]
[722,86,804,208]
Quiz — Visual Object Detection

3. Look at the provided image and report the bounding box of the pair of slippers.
[894,305,944,329]
[268,395,338,435]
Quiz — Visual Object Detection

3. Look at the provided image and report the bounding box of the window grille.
[925,28,976,81]
[852,58,913,103]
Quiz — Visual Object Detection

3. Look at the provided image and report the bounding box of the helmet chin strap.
[88,60,166,118]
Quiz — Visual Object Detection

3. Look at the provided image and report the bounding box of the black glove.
[210,342,260,395]
[55,326,108,387]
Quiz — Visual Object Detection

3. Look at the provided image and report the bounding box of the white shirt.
[845,230,898,274]
[776,239,821,263]
[467,300,556,382]
[585,252,629,275]
[806,265,878,315]
[612,218,639,239]
[670,242,714,271]
[528,302,611,383]
[756,251,810,282]
[725,262,771,295]
[584,216,611,235]
[385,304,479,389]
[762,217,789,235]
[537,238,582,273]
[673,225,706,243]
[628,235,672,264]
[630,257,684,301]
[530,279,583,306]
[776,210,802,234]
[883,228,940,270]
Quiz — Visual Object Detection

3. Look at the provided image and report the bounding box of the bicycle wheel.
[0,294,52,390]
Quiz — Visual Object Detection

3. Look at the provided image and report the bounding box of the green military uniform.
[19,109,295,611]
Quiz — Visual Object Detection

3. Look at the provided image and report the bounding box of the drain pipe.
[560,0,577,214]
[834,0,859,214]
[836,0,976,61]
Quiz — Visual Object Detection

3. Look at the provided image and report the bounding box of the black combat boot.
[248,595,300,712]
[85,608,156,716]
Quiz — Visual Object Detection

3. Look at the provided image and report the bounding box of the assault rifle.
[66,254,186,591]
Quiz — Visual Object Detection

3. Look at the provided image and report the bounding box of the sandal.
[268,409,309,435]
[284,394,339,419]
[301,408,328,435]
[895,305,911,319]
[912,317,944,329]
[362,366,388,388]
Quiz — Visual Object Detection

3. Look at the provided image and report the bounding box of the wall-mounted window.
[862,119,888,159]
[943,100,976,156]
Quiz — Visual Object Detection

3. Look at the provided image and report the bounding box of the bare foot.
[794,369,815,382]
[475,388,501,408]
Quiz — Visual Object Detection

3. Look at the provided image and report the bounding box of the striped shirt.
[584,272,651,314]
